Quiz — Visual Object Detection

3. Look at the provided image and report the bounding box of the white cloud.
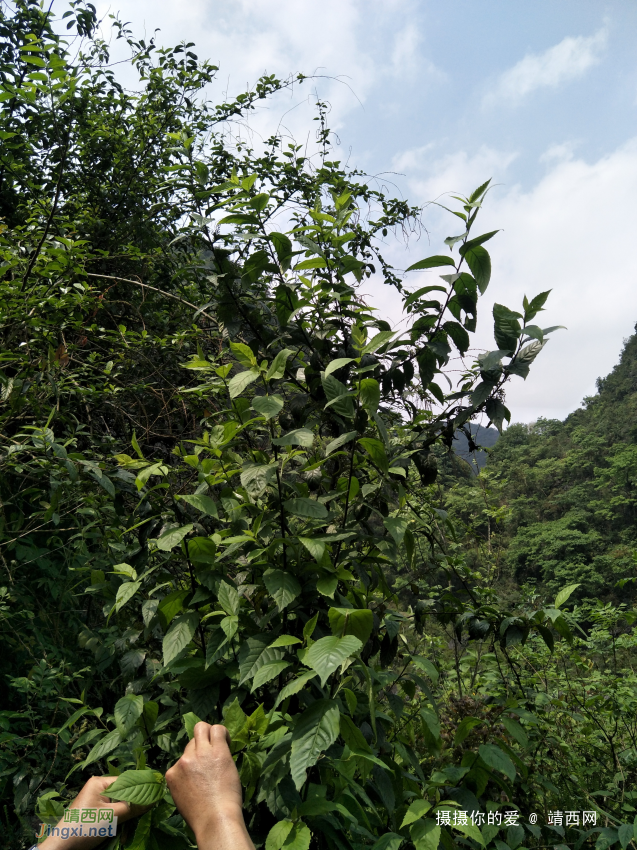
[484,26,608,106]
[92,0,440,142]
[368,138,637,423]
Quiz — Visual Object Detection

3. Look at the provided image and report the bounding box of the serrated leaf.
[264,569,301,610]
[325,358,355,376]
[162,613,199,666]
[401,799,432,828]
[464,245,491,294]
[104,769,166,805]
[554,583,580,609]
[328,607,373,644]
[83,729,122,766]
[240,462,278,498]
[114,695,144,736]
[305,635,362,685]
[252,395,284,419]
[479,743,516,781]
[251,660,291,692]
[178,494,219,516]
[214,582,238,617]
[325,431,357,456]
[275,670,318,708]
[283,497,328,519]
[273,428,314,448]
[266,821,295,850]
[290,699,340,789]
[266,349,293,381]
[361,331,395,355]
[228,369,259,398]
[298,537,326,561]
[115,580,141,613]
[405,255,456,272]
[269,635,303,648]
[183,711,203,740]
[155,524,193,551]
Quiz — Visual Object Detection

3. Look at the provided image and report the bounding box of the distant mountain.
[453,423,499,471]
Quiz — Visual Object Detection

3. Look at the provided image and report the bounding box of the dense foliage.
[454,330,637,600]
[2,4,637,850]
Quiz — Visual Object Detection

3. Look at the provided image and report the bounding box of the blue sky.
[91,0,637,424]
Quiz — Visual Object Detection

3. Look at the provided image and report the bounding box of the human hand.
[38,774,149,850]
[165,722,253,850]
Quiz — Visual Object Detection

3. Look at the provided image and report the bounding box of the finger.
[193,721,213,748]
[181,735,197,759]
[210,723,231,750]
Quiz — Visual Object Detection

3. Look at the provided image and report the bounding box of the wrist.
[193,802,248,845]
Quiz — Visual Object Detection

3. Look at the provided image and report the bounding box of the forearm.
[194,806,255,850]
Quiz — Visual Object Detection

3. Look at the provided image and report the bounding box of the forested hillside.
[2,4,637,850]
[481,330,637,599]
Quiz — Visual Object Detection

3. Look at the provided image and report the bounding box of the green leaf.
[340,713,371,752]
[411,656,439,684]
[618,824,633,850]
[163,613,199,666]
[298,537,326,561]
[501,716,529,748]
[325,358,355,376]
[361,331,395,355]
[230,341,257,367]
[84,729,122,766]
[460,229,499,253]
[454,716,482,745]
[464,245,491,294]
[240,462,278,498]
[412,820,440,850]
[493,304,522,354]
[266,821,295,850]
[103,769,166,805]
[360,378,380,413]
[157,589,190,628]
[253,395,284,419]
[178,494,219,517]
[305,635,363,685]
[155,524,193,551]
[317,575,337,597]
[183,711,203,740]
[405,255,456,272]
[218,581,240,615]
[325,431,357,456]
[401,799,432,828]
[228,369,259,398]
[372,834,403,850]
[283,497,328,519]
[384,516,409,546]
[290,699,340,789]
[266,349,293,381]
[273,428,314,448]
[269,635,302,648]
[295,257,328,270]
[115,580,141,613]
[554,583,580,609]
[304,612,319,640]
[126,810,152,850]
[358,438,389,474]
[251,660,291,692]
[263,569,302,610]
[328,607,374,644]
[275,670,318,707]
[479,743,516,781]
[114,695,144,736]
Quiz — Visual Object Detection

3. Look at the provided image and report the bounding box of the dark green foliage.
[483,329,637,598]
